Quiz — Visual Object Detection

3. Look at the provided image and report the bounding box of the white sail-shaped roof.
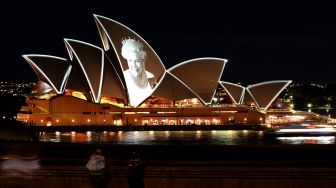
[246,80,292,110]
[242,87,255,104]
[100,53,128,102]
[152,72,198,101]
[168,58,227,104]
[93,14,166,107]
[22,54,71,94]
[219,81,245,105]
[22,14,292,110]
[64,39,105,103]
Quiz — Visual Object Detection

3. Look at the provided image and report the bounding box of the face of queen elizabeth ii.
[121,38,147,78]
[125,51,145,77]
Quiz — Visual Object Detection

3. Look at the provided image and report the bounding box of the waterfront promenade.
[32,124,265,132]
[2,143,336,188]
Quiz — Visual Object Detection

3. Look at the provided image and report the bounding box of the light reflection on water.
[38,130,336,145]
[276,136,336,144]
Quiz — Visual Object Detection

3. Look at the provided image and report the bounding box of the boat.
[263,123,336,137]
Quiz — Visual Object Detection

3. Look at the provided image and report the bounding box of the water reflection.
[38,130,336,145]
[276,136,336,144]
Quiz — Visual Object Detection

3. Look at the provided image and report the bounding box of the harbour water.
[39,130,336,145]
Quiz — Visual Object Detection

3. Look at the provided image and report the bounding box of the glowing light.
[157,111,177,114]
[72,91,87,100]
[277,127,336,133]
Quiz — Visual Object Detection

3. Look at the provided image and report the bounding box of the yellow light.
[72,91,87,100]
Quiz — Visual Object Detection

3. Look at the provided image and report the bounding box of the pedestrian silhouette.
[128,152,145,188]
[86,149,108,188]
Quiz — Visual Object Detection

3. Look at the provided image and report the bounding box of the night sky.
[2,1,336,84]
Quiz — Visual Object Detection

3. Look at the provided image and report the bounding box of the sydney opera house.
[17,14,292,126]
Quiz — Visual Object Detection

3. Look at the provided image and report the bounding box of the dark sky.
[2,0,336,84]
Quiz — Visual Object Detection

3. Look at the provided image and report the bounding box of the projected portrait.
[121,38,156,106]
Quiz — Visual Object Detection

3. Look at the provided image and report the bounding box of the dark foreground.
[1,142,336,188]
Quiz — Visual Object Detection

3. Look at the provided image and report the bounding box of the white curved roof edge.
[167,57,228,71]
[93,15,110,51]
[219,81,245,105]
[63,38,104,103]
[168,57,228,105]
[166,72,203,103]
[245,89,259,109]
[22,54,70,94]
[93,14,167,104]
[246,80,292,110]
[61,65,72,93]
[246,80,293,89]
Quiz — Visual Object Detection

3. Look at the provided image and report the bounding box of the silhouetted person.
[87,149,108,188]
[128,152,145,188]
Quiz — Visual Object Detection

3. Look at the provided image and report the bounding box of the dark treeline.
[282,83,336,112]
[0,95,26,119]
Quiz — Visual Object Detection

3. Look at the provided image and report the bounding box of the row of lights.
[39,117,263,124]
[40,119,107,124]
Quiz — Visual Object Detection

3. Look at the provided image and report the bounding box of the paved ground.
[2,142,336,187]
